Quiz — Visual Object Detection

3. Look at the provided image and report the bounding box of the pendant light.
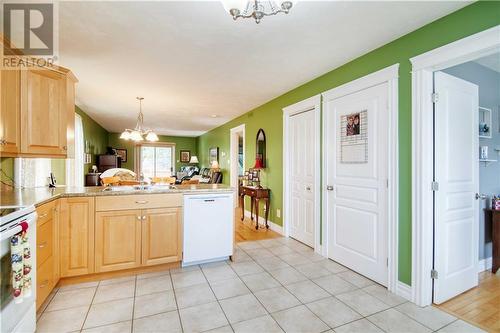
[120,97,159,142]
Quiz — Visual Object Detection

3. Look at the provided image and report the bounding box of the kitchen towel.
[11,222,32,303]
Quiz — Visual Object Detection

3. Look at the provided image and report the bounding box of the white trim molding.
[282,95,322,254]
[230,124,245,207]
[411,25,500,307]
[477,257,492,274]
[243,210,284,235]
[396,282,413,302]
[321,63,400,294]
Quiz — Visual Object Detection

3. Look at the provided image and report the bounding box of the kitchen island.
[0,184,235,310]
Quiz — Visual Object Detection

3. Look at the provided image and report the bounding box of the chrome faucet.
[139,172,146,190]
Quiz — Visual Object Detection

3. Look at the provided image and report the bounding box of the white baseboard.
[243,210,284,235]
[477,257,492,274]
[395,281,413,301]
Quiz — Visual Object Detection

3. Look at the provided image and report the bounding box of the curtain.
[66,113,84,187]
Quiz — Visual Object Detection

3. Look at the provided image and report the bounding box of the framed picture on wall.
[209,147,219,163]
[180,150,191,163]
[115,148,127,162]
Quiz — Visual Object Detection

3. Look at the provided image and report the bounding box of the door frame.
[410,25,500,307]
[321,64,400,293]
[283,95,322,254]
[230,124,245,207]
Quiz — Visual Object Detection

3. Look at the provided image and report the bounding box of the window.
[66,113,84,187]
[136,143,175,179]
[14,158,51,188]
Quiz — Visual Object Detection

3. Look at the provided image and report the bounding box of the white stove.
[0,205,37,333]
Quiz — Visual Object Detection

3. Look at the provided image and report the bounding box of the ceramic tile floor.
[36,237,486,333]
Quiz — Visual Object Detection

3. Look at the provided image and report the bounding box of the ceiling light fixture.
[222,0,295,24]
[120,97,159,142]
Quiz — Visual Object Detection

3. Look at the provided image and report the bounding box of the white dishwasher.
[183,193,234,266]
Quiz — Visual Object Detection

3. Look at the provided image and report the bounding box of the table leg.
[265,198,269,229]
[255,198,260,230]
[240,194,245,221]
[250,198,254,221]
[493,214,499,274]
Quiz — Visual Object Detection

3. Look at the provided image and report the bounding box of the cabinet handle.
[38,213,48,219]
[135,200,148,204]
[39,280,49,288]
[137,216,142,220]
[142,216,146,220]
[63,146,67,150]
[38,241,47,248]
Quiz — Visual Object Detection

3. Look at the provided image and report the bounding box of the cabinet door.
[65,75,76,158]
[22,69,67,156]
[60,197,95,277]
[0,69,21,155]
[142,207,182,266]
[95,210,142,272]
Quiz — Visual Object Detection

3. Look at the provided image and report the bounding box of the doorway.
[410,26,500,308]
[230,124,245,208]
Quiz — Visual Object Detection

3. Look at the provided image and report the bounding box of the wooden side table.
[239,185,271,230]
[485,208,500,274]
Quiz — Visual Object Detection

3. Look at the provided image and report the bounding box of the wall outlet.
[276,209,281,218]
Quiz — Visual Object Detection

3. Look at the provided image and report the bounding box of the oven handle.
[0,225,23,241]
[0,214,36,241]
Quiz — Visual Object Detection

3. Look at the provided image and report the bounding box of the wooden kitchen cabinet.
[36,201,59,310]
[0,69,21,155]
[59,197,95,277]
[95,210,142,272]
[142,207,182,266]
[21,69,67,156]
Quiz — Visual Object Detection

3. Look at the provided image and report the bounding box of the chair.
[209,172,223,184]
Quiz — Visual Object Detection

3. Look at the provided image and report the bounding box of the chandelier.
[223,0,295,24]
[120,97,159,142]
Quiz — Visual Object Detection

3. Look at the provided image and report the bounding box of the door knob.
[475,193,487,200]
[326,185,334,191]
[306,186,311,191]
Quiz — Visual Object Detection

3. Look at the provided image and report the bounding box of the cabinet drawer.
[37,217,54,267]
[96,194,182,211]
[36,201,55,226]
[36,256,54,310]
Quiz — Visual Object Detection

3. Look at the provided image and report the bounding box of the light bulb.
[221,0,249,13]
[130,130,144,142]
[146,131,159,142]
[120,131,131,140]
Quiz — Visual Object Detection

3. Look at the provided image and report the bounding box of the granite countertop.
[0,184,234,207]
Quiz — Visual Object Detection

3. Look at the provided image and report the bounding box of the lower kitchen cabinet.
[36,201,58,310]
[142,207,182,266]
[59,197,95,277]
[95,209,142,272]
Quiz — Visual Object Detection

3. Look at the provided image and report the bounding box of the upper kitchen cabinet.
[0,65,77,158]
[0,69,21,155]
[22,69,67,156]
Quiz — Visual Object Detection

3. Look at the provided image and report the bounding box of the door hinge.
[431,181,439,191]
[431,269,438,279]
[432,92,439,103]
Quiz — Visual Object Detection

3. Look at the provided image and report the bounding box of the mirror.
[255,128,266,168]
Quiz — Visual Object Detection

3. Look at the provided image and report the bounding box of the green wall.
[108,133,198,172]
[76,106,110,175]
[197,2,500,285]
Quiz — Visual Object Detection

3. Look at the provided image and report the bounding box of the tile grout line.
[168,269,186,333]
[130,275,137,333]
[79,281,100,332]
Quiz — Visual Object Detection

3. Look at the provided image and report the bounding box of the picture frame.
[209,147,219,163]
[180,150,191,163]
[115,148,127,163]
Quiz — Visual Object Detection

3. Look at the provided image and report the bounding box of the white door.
[289,109,315,247]
[433,71,479,304]
[325,83,388,286]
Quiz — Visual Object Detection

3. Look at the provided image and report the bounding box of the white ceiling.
[59,1,470,137]
[474,53,500,73]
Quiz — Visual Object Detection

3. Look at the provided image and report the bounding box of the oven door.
[0,213,37,333]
